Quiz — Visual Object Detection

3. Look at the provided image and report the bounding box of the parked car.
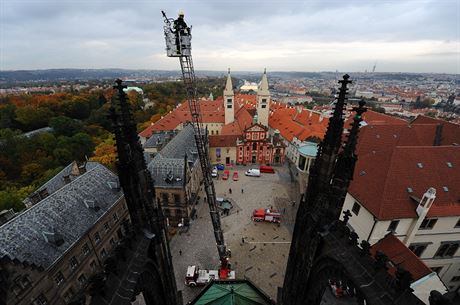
[222,170,230,180]
[211,167,218,178]
[259,165,275,174]
[216,164,225,171]
[232,172,239,181]
[245,169,261,177]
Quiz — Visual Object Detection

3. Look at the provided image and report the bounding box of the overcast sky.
[1,0,459,73]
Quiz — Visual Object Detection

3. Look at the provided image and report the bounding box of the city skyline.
[1,0,459,73]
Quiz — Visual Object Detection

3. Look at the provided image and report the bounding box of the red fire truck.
[252,208,281,223]
[185,265,236,287]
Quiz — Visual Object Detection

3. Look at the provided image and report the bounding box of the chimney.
[78,164,86,174]
[404,187,436,246]
[63,175,71,184]
[434,124,443,146]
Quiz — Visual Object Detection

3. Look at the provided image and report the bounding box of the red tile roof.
[209,135,240,147]
[371,234,432,281]
[269,107,328,142]
[344,109,407,129]
[350,144,460,219]
[139,94,328,143]
[411,115,460,146]
[139,99,225,138]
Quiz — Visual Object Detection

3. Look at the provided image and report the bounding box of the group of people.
[328,279,355,298]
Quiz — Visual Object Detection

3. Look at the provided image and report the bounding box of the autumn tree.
[90,137,117,169]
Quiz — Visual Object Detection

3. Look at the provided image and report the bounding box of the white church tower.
[257,69,270,127]
[224,68,234,125]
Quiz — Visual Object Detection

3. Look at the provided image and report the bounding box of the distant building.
[147,124,203,226]
[0,162,130,305]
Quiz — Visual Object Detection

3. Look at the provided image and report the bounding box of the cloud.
[1,0,459,73]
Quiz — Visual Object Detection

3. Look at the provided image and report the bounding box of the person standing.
[173,11,189,53]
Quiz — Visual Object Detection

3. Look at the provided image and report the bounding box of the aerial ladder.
[161,11,232,280]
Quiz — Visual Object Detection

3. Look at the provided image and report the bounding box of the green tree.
[15,106,52,131]
[71,133,95,161]
[0,104,17,129]
[49,116,84,137]
[63,96,91,120]
[21,163,44,185]
[53,148,73,165]
[0,191,23,211]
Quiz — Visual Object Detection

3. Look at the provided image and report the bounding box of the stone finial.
[342,209,352,225]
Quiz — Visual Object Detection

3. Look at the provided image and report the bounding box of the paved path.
[169,163,299,303]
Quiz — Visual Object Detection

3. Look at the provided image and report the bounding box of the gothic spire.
[109,79,179,305]
[303,74,352,203]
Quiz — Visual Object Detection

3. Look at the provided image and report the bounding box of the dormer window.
[107,181,120,190]
[417,163,423,168]
[42,228,64,246]
[447,162,453,168]
[443,186,449,192]
[407,187,414,193]
[84,199,100,211]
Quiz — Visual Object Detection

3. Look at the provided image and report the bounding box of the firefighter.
[173,11,189,54]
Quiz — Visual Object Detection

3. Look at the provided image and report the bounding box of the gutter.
[366,216,377,243]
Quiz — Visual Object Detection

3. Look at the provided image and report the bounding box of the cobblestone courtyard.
[169,163,300,304]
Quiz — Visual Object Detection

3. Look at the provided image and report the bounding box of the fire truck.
[252,208,281,223]
[185,265,236,287]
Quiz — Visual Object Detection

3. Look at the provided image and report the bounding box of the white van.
[245,169,261,177]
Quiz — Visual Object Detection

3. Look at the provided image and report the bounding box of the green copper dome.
[190,280,273,305]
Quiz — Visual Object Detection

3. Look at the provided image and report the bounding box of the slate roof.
[0,163,122,269]
[37,162,100,197]
[148,124,199,189]
[143,130,178,149]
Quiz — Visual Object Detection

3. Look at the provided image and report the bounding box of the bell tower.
[224,68,234,125]
[256,69,270,127]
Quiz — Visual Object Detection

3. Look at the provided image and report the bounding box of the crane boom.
[161,11,230,278]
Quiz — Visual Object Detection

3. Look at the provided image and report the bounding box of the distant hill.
[0,68,457,86]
